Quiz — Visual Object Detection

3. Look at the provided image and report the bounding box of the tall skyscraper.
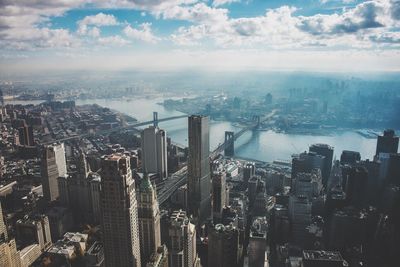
[309,144,334,186]
[100,154,141,267]
[0,201,8,241]
[168,210,200,267]
[18,122,35,147]
[208,224,240,267]
[138,173,161,267]
[212,171,227,223]
[376,129,399,156]
[41,143,67,202]
[0,202,21,267]
[141,126,168,179]
[187,115,211,225]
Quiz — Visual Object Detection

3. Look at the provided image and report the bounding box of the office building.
[212,171,227,223]
[247,217,268,267]
[376,129,399,156]
[292,152,324,183]
[187,115,211,225]
[208,224,240,267]
[18,122,35,147]
[340,150,361,165]
[100,154,141,267]
[41,143,67,202]
[309,144,334,186]
[16,214,52,251]
[138,173,161,267]
[141,126,168,179]
[146,245,169,267]
[243,163,255,186]
[168,210,200,267]
[0,202,21,267]
[289,195,312,246]
[345,166,368,208]
[19,244,41,267]
[46,232,88,266]
[57,151,101,224]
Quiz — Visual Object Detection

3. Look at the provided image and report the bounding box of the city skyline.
[1,0,400,73]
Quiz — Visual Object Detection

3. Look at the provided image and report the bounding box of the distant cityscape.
[0,81,399,267]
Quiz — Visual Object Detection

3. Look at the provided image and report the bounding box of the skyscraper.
[100,154,141,267]
[212,171,227,223]
[138,173,161,267]
[168,210,200,267]
[376,129,399,156]
[0,202,21,267]
[41,143,67,202]
[208,224,240,267]
[187,115,211,225]
[18,122,35,147]
[309,144,334,186]
[141,126,168,179]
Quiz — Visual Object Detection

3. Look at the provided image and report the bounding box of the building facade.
[100,154,141,267]
[188,115,211,225]
[138,173,162,267]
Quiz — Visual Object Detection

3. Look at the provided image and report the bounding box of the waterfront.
[7,98,377,162]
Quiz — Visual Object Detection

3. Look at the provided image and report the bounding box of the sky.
[0,0,400,73]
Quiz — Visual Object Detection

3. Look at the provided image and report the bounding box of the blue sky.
[0,0,399,73]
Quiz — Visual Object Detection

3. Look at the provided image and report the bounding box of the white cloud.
[123,23,160,43]
[77,13,119,36]
[212,0,240,7]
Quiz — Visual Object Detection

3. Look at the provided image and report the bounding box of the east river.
[8,97,377,162]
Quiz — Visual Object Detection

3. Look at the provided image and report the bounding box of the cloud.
[77,13,119,36]
[156,3,229,24]
[212,0,240,7]
[123,23,160,43]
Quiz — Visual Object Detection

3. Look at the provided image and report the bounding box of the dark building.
[187,115,211,225]
[291,152,324,188]
[302,250,347,267]
[212,171,227,223]
[386,153,400,186]
[376,129,399,156]
[309,144,334,186]
[243,163,255,186]
[345,166,368,208]
[340,151,361,165]
[18,124,35,147]
[208,224,240,267]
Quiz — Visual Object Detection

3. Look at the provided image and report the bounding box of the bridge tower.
[224,131,235,157]
[252,115,260,128]
[153,111,158,127]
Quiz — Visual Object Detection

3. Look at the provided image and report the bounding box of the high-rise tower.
[41,143,67,202]
[168,210,201,267]
[138,173,161,267]
[187,115,211,225]
[100,154,141,267]
[141,126,168,179]
[376,129,399,156]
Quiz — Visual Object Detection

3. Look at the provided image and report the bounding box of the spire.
[140,171,153,192]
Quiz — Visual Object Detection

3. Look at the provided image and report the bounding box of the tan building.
[41,143,67,202]
[138,173,161,267]
[146,245,169,267]
[168,210,201,267]
[1,202,21,267]
[100,154,141,267]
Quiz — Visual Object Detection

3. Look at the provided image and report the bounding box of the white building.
[141,126,168,179]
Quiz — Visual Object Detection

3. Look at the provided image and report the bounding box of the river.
[7,97,378,162]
